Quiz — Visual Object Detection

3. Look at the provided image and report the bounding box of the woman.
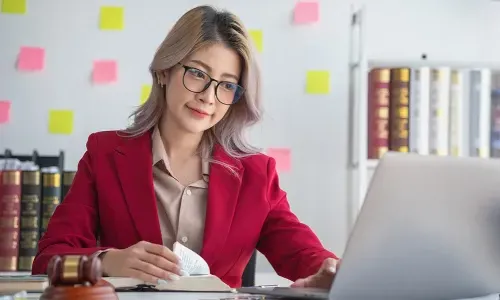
[32,5,338,288]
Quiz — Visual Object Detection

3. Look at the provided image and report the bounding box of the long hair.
[123,5,262,172]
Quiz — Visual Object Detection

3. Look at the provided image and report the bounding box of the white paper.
[173,242,210,276]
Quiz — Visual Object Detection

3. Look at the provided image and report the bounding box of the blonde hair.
[123,5,262,172]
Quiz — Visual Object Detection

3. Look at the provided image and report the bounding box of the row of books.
[367,67,500,160]
[0,158,76,272]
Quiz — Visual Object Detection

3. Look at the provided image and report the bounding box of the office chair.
[241,250,257,287]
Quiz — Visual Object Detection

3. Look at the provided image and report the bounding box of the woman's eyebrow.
[188,59,239,81]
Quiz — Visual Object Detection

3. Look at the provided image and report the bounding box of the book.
[18,167,41,271]
[367,68,391,159]
[0,169,21,272]
[0,275,48,292]
[389,67,410,153]
[103,242,233,292]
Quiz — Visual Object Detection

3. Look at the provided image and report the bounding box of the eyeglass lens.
[183,67,244,104]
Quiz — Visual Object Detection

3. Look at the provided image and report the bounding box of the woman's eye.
[223,83,236,90]
[188,69,205,79]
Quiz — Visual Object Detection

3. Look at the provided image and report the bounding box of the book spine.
[490,72,500,158]
[389,68,410,153]
[62,171,76,202]
[40,171,61,238]
[448,70,463,156]
[0,170,21,271]
[428,68,450,156]
[409,68,421,153]
[18,170,41,271]
[469,70,482,156]
[367,68,391,159]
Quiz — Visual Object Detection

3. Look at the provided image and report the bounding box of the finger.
[142,241,180,264]
[291,278,308,288]
[321,258,338,275]
[131,259,180,281]
[139,251,182,276]
[291,276,313,288]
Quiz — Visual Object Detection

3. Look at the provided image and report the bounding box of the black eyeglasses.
[178,63,245,105]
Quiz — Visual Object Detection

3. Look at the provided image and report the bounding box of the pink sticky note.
[294,1,319,24]
[0,101,11,124]
[17,47,45,71]
[267,148,291,172]
[92,60,117,84]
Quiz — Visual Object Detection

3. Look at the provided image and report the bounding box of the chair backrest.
[241,250,257,287]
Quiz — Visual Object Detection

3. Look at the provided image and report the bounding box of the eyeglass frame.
[177,63,245,105]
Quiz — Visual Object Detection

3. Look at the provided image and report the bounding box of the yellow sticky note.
[249,30,263,53]
[140,84,152,104]
[306,70,330,94]
[1,0,26,14]
[99,6,124,30]
[48,110,74,135]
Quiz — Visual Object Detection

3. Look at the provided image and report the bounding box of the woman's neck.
[158,118,203,160]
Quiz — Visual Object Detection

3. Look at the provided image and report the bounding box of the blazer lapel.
[200,145,244,267]
[113,131,163,245]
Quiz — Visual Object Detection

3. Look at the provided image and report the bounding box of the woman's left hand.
[291,258,340,289]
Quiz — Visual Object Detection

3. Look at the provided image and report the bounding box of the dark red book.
[0,170,22,271]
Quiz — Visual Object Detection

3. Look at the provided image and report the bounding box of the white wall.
[1,0,500,284]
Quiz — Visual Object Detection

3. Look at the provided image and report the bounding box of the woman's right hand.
[100,241,182,283]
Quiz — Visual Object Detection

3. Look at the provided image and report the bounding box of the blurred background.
[1,0,500,286]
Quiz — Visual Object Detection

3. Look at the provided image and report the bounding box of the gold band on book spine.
[392,68,410,82]
[63,172,76,186]
[2,171,21,185]
[21,216,39,229]
[374,68,391,82]
[22,171,40,185]
[0,257,17,271]
[451,71,460,84]
[18,256,34,270]
[43,173,61,187]
[0,217,19,229]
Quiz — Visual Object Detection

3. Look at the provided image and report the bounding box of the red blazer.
[32,130,336,287]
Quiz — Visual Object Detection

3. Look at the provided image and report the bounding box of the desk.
[24,291,500,300]
[26,291,259,300]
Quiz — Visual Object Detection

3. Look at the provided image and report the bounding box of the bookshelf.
[347,6,500,228]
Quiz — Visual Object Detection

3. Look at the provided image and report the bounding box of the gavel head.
[47,255,102,286]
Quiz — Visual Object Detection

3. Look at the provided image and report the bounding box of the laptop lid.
[329,152,500,300]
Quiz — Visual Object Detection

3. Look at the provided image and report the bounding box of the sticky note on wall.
[48,110,74,135]
[92,60,117,84]
[266,148,291,172]
[306,70,330,94]
[140,84,152,104]
[99,6,124,30]
[0,101,11,124]
[17,47,45,71]
[294,1,319,24]
[1,0,26,14]
[249,30,263,53]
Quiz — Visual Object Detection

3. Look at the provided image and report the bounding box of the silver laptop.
[239,152,500,300]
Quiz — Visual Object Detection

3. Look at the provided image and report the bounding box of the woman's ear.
[156,70,169,87]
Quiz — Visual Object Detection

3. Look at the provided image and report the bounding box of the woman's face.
[162,43,242,134]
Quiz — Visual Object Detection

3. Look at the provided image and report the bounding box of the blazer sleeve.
[31,133,110,274]
[256,157,338,281]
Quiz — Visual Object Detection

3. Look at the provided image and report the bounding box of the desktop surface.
[24,291,500,300]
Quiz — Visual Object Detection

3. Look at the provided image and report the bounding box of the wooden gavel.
[40,254,118,300]
[47,255,102,286]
